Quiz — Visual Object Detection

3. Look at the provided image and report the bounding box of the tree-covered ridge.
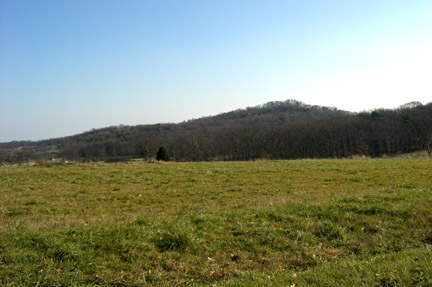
[1,99,431,164]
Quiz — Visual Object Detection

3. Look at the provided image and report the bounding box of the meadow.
[0,158,431,286]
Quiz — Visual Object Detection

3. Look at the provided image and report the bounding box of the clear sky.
[1,0,431,142]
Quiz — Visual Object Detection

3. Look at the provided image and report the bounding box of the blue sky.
[1,0,431,142]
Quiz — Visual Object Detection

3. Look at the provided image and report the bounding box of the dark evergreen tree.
[156,146,170,161]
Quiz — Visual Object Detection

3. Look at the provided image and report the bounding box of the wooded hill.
[1,99,431,164]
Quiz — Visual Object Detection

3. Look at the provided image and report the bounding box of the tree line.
[1,100,431,164]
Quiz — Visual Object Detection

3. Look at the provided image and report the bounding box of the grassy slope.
[0,159,431,286]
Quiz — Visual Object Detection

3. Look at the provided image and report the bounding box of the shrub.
[156,146,170,161]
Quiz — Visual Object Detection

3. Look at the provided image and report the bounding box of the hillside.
[0,100,344,147]
[0,99,431,163]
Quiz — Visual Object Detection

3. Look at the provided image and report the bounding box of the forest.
[1,99,431,164]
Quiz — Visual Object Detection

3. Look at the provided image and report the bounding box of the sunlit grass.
[1,158,431,286]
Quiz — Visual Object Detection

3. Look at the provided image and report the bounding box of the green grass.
[0,158,431,286]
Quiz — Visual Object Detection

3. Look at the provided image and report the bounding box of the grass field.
[1,158,431,286]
